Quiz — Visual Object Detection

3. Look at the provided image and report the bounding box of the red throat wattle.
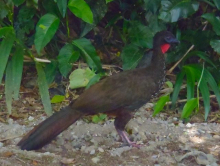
[161,44,170,54]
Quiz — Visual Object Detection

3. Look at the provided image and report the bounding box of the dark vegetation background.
[0,0,220,122]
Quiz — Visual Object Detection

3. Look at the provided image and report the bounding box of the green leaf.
[12,46,24,100]
[92,115,100,123]
[80,0,107,37]
[202,13,220,36]
[57,0,67,17]
[0,27,13,38]
[121,44,144,70]
[45,61,57,84]
[34,14,60,54]
[165,81,173,88]
[199,79,210,121]
[0,1,9,19]
[210,40,220,53]
[5,61,13,114]
[12,0,25,6]
[184,51,216,68]
[159,0,199,22]
[153,95,170,116]
[72,38,102,72]
[181,98,197,119]
[204,69,220,107]
[0,33,15,84]
[212,0,220,9]
[171,70,185,108]
[86,74,101,89]
[36,63,53,116]
[68,0,93,24]
[69,68,96,89]
[51,95,65,103]
[144,0,161,14]
[58,44,80,77]
[128,23,154,48]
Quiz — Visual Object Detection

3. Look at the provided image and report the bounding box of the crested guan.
[18,31,179,150]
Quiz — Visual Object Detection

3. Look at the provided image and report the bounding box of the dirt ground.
[0,102,220,166]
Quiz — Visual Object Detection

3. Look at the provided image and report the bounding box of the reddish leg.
[114,110,140,148]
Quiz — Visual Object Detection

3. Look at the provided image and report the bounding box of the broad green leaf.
[34,14,60,54]
[58,44,80,77]
[0,1,8,19]
[51,95,65,103]
[202,13,220,36]
[5,61,13,114]
[144,0,161,14]
[92,115,100,123]
[204,69,220,107]
[184,51,216,68]
[12,46,24,100]
[181,98,197,119]
[106,0,113,3]
[199,79,210,121]
[80,0,107,37]
[69,68,96,89]
[121,44,144,70]
[0,33,15,84]
[68,0,93,24]
[210,40,220,53]
[171,70,185,108]
[0,27,13,38]
[153,95,170,116]
[128,23,154,48]
[57,0,67,17]
[72,38,102,72]
[42,0,61,17]
[12,0,25,6]
[212,0,220,9]
[86,74,102,89]
[159,0,199,22]
[36,63,53,116]
[45,61,57,84]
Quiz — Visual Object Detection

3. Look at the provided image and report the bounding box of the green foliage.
[34,14,60,54]
[51,95,65,103]
[0,0,220,120]
[69,68,96,89]
[92,113,107,123]
[68,0,93,24]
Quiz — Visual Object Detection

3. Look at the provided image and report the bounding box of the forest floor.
[0,99,220,166]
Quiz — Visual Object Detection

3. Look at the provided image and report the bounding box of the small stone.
[98,147,104,152]
[28,116,34,121]
[7,118,13,125]
[173,117,178,121]
[92,157,100,164]
[179,123,185,127]
[90,149,95,155]
[0,142,3,148]
[186,123,192,128]
[213,135,220,139]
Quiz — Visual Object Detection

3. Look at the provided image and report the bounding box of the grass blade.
[5,61,13,114]
[181,98,197,119]
[36,63,52,116]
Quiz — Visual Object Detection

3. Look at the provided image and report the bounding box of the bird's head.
[153,31,179,54]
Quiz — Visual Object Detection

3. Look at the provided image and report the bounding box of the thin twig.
[0,135,23,142]
[167,21,208,74]
[165,95,216,105]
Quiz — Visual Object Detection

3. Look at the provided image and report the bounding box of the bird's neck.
[151,48,166,71]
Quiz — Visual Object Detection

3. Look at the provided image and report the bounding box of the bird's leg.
[114,110,140,148]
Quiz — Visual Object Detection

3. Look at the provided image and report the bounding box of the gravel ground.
[0,104,220,166]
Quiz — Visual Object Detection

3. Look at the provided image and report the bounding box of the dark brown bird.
[18,31,179,150]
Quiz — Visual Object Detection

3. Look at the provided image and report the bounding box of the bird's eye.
[164,36,171,43]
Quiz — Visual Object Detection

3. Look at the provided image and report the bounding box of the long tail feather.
[17,106,83,150]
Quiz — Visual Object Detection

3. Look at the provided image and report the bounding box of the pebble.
[90,149,95,155]
[186,123,192,128]
[0,142,3,148]
[98,147,104,152]
[92,157,100,164]
[213,135,220,139]
[28,116,34,121]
